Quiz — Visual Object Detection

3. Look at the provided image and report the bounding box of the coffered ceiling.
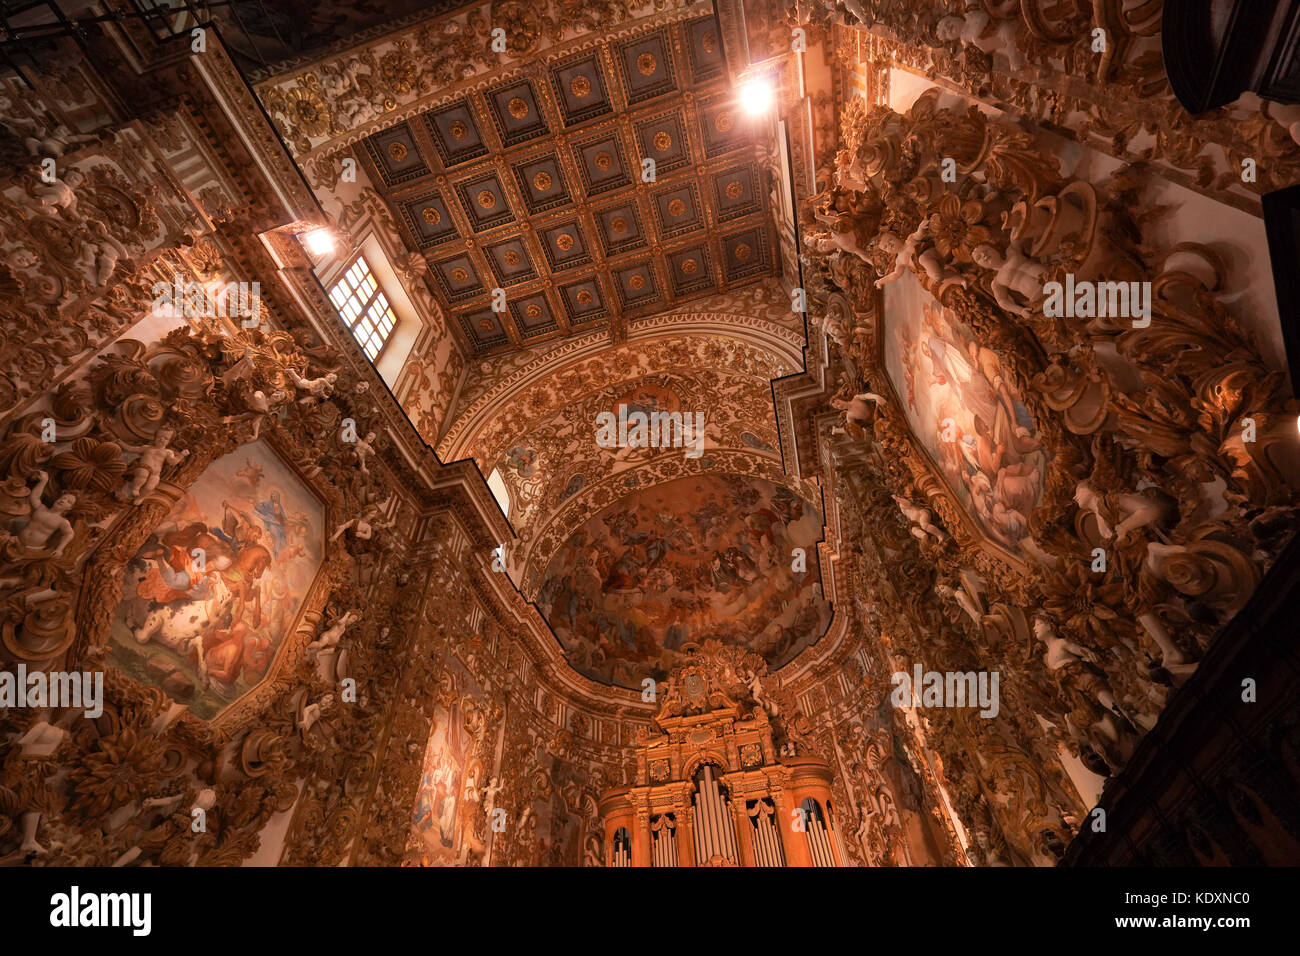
[357,15,780,356]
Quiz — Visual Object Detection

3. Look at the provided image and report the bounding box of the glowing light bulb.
[740,78,774,116]
[301,227,336,256]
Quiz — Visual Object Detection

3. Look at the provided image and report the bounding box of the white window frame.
[328,255,399,362]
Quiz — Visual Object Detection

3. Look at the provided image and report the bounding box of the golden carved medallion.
[637,52,657,76]
[610,216,628,234]
[734,242,752,261]
[504,250,521,266]
[533,171,553,191]
[448,120,468,141]
[556,233,575,251]
[628,274,645,290]
[478,318,494,331]
[477,189,497,209]
[681,257,698,274]
[508,97,530,119]
[725,180,743,199]
[667,198,686,217]
[576,289,593,305]
[525,303,542,318]
[653,130,672,151]
[714,111,734,133]
[388,141,408,161]
[422,207,440,225]
[702,30,718,54]
[594,151,612,171]
[451,267,469,281]
[570,75,591,98]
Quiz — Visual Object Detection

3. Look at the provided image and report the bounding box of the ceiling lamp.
[739,78,774,116]
[300,227,336,256]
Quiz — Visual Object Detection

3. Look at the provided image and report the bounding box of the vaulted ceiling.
[357,14,780,355]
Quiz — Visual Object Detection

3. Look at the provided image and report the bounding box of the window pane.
[328,255,396,362]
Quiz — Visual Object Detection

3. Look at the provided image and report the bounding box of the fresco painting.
[109,440,324,719]
[882,271,1050,555]
[537,473,830,688]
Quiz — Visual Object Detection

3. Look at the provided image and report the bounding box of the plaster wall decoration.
[437,279,804,455]
[0,18,652,874]
[444,328,797,469]
[0,316,415,866]
[537,473,831,687]
[487,366,783,542]
[0,149,189,420]
[256,0,695,159]
[827,9,1300,209]
[795,81,1300,860]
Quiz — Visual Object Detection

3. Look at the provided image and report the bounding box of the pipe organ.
[598,649,846,867]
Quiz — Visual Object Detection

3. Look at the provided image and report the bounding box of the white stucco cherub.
[290,368,338,405]
[971,241,1047,319]
[16,471,76,557]
[308,609,362,655]
[120,427,189,505]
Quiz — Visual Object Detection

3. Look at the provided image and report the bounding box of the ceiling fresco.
[492,366,782,542]
[357,15,780,355]
[436,282,804,463]
[536,473,831,688]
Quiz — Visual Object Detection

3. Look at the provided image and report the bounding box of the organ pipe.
[596,654,841,867]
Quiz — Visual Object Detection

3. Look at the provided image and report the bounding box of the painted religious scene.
[537,474,831,688]
[108,441,325,720]
[407,666,492,866]
[882,272,1050,555]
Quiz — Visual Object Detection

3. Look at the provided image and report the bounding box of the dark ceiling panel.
[398,190,459,250]
[484,236,539,288]
[549,51,614,127]
[650,180,704,240]
[459,306,510,350]
[453,171,515,233]
[422,99,488,168]
[594,197,649,258]
[364,123,429,187]
[721,224,773,282]
[633,110,692,176]
[686,16,726,83]
[711,162,763,223]
[614,28,678,106]
[511,153,573,216]
[559,276,609,324]
[612,261,661,310]
[484,79,550,148]
[666,242,714,297]
[510,289,561,338]
[431,252,487,302]
[538,219,593,272]
[698,92,754,158]
[570,131,632,198]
